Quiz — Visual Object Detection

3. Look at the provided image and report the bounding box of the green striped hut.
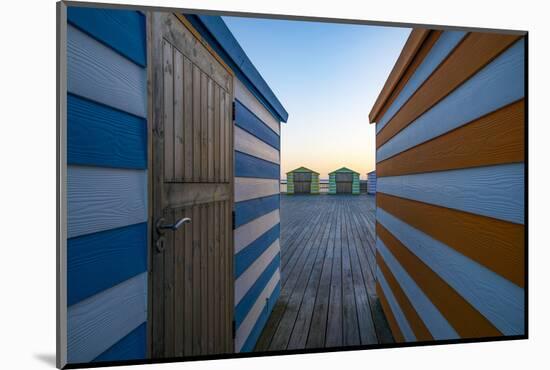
[286,167,320,194]
[329,167,360,195]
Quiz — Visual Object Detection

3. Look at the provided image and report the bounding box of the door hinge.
[232,320,236,339]
[232,101,236,121]
[232,210,236,230]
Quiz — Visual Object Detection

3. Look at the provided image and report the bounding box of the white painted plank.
[235,126,280,164]
[235,239,280,304]
[235,268,280,352]
[377,39,524,162]
[67,272,147,363]
[377,163,524,225]
[67,165,147,238]
[377,269,416,342]
[235,209,280,253]
[235,177,280,202]
[235,78,280,135]
[377,208,524,335]
[67,24,147,118]
[377,238,459,340]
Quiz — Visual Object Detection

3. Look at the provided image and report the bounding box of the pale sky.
[223,16,411,179]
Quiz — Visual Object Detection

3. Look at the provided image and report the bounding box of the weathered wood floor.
[255,194,394,352]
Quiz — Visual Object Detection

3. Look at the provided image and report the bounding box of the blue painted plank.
[376,31,467,133]
[68,94,147,170]
[377,163,524,224]
[68,7,146,67]
[235,151,280,180]
[241,281,281,352]
[235,100,280,150]
[93,323,146,363]
[378,268,416,341]
[187,15,288,123]
[377,208,524,335]
[235,254,280,328]
[68,223,148,306]
[235,224,280,277]
[235,194,280,228]
[377,38,525,162]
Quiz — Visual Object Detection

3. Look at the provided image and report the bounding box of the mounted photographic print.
[56,1,527,368]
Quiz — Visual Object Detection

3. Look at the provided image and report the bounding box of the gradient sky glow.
[223,16,411,179]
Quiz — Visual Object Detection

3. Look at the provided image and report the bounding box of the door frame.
[145,11,236,358]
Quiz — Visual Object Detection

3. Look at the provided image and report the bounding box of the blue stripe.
[241,282,281,352]
[235,254,280,328]
[376,31,467,133]
[235,151,280,180]
[68,94,147,170]
[235,224,280,277]
[235,100,280,150]
[377,38,525,163]
[68,223,147,306]
[377,163,524,225]
[93,323,146,363]
[68,6,146,67]
[235,194,280,228]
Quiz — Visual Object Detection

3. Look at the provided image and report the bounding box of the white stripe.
[67,272,147,363]
[235,177,280,202]
[377,208,524,335]
[235,78,280,135]
[377,238,459,340]
[235,209,280,253]
[67,25,147,118]
[235,268,280,352]
[377,269,416,341]
[235,126,280,164]
[235,239,280,304]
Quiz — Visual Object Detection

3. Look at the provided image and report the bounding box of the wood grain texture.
[377,192,525,287]
[235,78,281,135]
[67,166,147,238]
[235,177,279,202]
[377,32,521,148]
[377,211,524,336]
[376,281,405,343]
[377,254,433,341]
[376,31,466,133]
[67,93,147,170]
[377,238,458,339]
[235,126,280,164]
[377,39,525,163]
[369,28,430,123]
[377,163,524,225]
[67,24,147,118]
[377,100,524,177]
[67,272,147,363]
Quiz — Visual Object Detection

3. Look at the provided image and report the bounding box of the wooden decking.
[255,194,394,351]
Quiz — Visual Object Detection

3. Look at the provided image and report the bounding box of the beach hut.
[60,5,288,365]
[367,171,377,194]
[369,29,525,341]
[328,167,360,194]
[286,167,320,194]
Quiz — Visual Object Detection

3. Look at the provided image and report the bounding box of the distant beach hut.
[286,167,320,194]
[328,167,360,194]
[367,171,377,194]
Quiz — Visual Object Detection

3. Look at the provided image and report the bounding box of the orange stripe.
[369,29,432,123]
[377,193,524,287]
[376,281,405,342]
[376,222,502,338]
[376,32,521,148]
[377,253,434,341]
[377,99,524,177]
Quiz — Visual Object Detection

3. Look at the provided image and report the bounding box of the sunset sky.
[224,16,411,179]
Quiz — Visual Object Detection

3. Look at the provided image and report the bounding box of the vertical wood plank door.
[149,12,234,359]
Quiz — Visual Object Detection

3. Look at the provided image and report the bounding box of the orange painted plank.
[376,281,405,343]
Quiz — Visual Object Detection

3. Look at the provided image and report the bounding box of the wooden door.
[294,181,310,193]
[149,12,234,358]
[335,173,352,193]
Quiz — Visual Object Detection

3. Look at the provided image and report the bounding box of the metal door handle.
[156,217,191,234]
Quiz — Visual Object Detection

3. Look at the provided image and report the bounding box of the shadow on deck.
[255,194,394,351]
